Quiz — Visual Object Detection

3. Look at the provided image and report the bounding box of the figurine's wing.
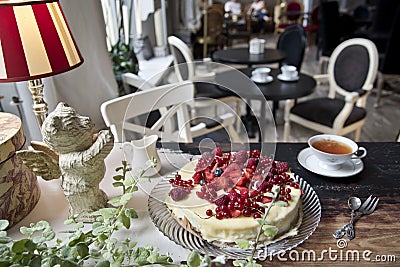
[16,149,61,181]
[30,141,59,162]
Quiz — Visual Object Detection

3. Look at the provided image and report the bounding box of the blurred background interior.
[0,0,399,143]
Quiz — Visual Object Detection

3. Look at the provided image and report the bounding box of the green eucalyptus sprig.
[0,160,224,267]
[232,185,281,267]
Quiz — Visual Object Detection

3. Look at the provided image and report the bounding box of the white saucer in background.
[277,74,299,82]
[297,148,364,178]
[251,75,273,84]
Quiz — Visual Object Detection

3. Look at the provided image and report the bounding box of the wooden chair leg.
[283,120,291,142]
[354,128,362,142]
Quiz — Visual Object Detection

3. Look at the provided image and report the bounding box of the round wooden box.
[0,112,40,227]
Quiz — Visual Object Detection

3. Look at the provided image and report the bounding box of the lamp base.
[28,79,48,126]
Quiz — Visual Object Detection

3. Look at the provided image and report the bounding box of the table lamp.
[0,0,83,126]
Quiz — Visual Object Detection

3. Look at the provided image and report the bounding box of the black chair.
[284,38,379,142]
[374,5,400,107]
[272,24,307,116]
[277,24,307,71]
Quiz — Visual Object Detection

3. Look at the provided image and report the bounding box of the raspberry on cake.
[166,148,302,245]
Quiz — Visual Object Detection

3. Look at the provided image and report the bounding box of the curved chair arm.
[333,92,360,129]
[121,73,154,93]
[312,74,329,84]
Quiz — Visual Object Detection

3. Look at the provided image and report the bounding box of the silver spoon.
[333,196,361,239]
[345,197,361,240]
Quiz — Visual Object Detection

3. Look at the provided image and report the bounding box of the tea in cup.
[308,134,367,170]
[252,67,271,81]
[281,65,298,79]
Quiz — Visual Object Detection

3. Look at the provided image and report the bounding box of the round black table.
[212,47,286,67]
[216,67,316,141]
[212,48,286,138]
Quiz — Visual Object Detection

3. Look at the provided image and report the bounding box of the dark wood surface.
[160,142,400,266]
[212,47,286,66]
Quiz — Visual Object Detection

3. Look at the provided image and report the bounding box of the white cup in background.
[308,134,367,170]
[252,67,271,81]
[249,38,265,54]
[281,65,298,79]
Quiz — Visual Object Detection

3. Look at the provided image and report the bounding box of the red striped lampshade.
[0,0,83,82]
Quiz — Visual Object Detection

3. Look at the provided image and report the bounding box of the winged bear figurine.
[16,102,114,222]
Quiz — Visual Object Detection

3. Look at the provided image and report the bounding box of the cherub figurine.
[17,103,114,222]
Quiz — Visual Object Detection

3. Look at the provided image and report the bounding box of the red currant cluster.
[169,173,193,188]
[168,173,193,201]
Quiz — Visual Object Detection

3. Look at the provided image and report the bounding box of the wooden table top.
[160,142,400,266]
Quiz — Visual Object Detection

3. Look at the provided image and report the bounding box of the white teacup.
[308,134,367,170]
[281,65,298,79]
[252,67,271,81]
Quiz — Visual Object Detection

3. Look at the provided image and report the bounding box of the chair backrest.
[205,8,224,38]
[327,38,378,100]
[168,36,195,82]
[101,81,194,142]
[277,24,307,70]
[286,1,302,21]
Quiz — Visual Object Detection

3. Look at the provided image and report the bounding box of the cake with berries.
[165,148,303,245]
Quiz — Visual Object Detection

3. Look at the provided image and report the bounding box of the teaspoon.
[333,196,361,239]
[345,196,361,240]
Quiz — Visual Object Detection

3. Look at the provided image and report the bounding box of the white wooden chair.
[100,81,239,143]
[283,38,378,141]
[167,36,242,131]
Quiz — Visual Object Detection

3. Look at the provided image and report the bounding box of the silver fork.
[333,195,379,240]
[345,195,379,240]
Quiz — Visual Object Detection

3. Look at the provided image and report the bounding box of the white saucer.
[251,75,273,84]
[277,74,299,82]
[297,148,364,178]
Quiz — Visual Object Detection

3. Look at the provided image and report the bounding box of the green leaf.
[0,220,9,231]
[24,239,36,253]
[187,251,201,267]
[12,239,29,253]
[255,218,267,226]
[92,208,118,219]
[108,196,122,207]
[0,236,12,244]
[125,208,138,219]
[275,201,288,207]
[42,229,56,241]
[115,166,123,172]
[235,239,251,250]
[19,226,33,236]
[92,226,107,237]
[118,213,131,229]
[76,243,89,258]
[112,182,124,188]
[0,231,6,238]
[120,193,133,205]
[74,222,84,229]
[113,175,124,181]
[262,225,279,237]
[123,176,136,187]
[96,261,111,267]
[29,255,41,267]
